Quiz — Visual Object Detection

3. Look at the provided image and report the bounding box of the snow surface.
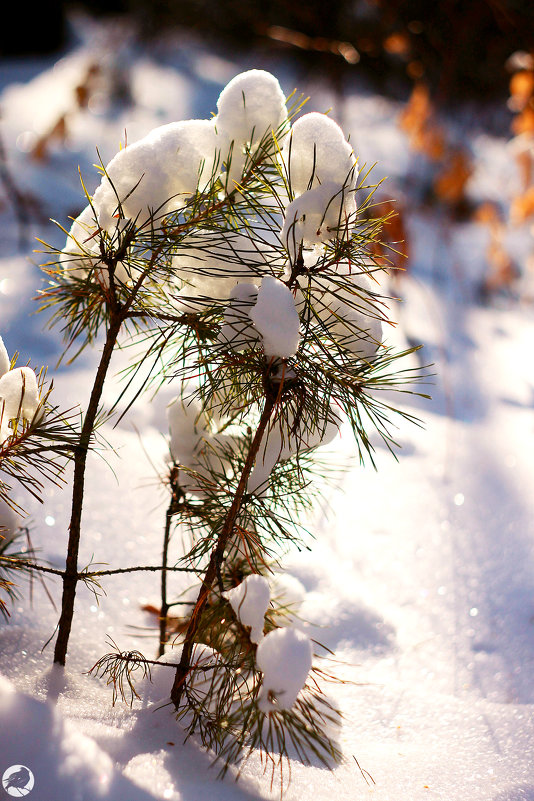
[0,14,534,801]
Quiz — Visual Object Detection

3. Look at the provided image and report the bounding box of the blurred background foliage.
[2,0,534,303]
[3,0,534,107]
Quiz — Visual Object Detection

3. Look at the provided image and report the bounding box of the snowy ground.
[1,14,534,801]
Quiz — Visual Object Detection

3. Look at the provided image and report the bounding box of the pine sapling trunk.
[159,466,180,657]
[53,312,123,665]
[158,508,172,657]
[170,388,277,709]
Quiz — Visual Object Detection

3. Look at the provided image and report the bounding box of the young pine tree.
[36,69,425,784]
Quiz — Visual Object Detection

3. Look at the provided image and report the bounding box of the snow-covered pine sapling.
[46,67,425,782]
[151,75,425,777]
[0,335,80,509]
[39,70,297,667]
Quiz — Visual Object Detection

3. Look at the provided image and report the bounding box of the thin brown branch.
[0,558,199,578]
[170,387,277,709]
[83,564,199,577]
[53,309,123,665]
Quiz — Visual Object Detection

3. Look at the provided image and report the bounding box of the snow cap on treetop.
[93,119,222,230]
[215,69,288,149]
[283,112,358,197]
[256,627,313,712]
[223,574,271,644]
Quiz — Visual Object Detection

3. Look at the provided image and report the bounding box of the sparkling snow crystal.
[256,627,313,712]
[223,574,271,644]
[249,276,300,359]
[0,674,118,799]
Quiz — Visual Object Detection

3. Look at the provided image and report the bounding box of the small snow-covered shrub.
[0,336,78,508]
[33,68,425,786]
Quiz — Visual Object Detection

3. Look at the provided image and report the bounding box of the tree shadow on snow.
[91,701,269,801]
[0,675,159,801]
[304,597,395,654]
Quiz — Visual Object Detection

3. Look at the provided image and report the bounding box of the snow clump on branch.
[77,70,287,237]
[218,283,260,350]
[215,69,289,188]
[297,264,384,360]
[93,119,223,231]
[282,112,357,196]
[171,232,282,306]
[166,395,241,496]
[0,337,9,378]
[216,69,288,149]
[281,113,358,257]
[247,405,341,495]
[256,627,313,712]
[281,181,357,259]
[223,574,271,644]
[0,338,41,445]
[248,276,300,360]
